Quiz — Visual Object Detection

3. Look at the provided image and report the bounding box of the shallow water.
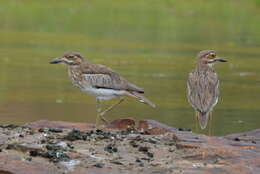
[0,0,259,135]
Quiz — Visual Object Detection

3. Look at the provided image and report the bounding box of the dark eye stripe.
[65,55,78,59]
[67,55,75,59]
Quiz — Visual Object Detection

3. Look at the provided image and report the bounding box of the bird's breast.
[68,67,84,88]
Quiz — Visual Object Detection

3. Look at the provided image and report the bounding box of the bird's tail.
[196,111,210,129]
[127,91,155,108]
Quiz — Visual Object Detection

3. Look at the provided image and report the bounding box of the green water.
[0,0,259,135]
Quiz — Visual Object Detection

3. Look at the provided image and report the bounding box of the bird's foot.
[94,124,106,130]
[95,114,109,130]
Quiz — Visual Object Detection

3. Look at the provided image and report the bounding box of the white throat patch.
[208,63,214,67]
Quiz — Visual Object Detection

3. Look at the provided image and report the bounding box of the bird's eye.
[209,53,216,58]
[68,55,75,59]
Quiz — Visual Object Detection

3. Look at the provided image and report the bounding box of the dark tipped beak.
[214,58,228,62]
[49,58,62,64]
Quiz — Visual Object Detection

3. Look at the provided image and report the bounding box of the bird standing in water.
[49,52,155,126]
[187,50,227,129]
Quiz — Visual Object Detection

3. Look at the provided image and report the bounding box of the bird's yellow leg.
[99,98,125,121]
[96,99,102,127]
[208,112,213,136]
[195,112,199,133]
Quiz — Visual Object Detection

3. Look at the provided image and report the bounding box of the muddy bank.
[0,119,259,174]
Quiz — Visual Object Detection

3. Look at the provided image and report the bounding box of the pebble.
[104,144,118,153]
[93,163,104,168]
[138,146,149,153]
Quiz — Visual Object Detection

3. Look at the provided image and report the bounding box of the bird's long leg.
[195,112,199,133]
[208,112,213,136]
[99,98,125,120]
[96,99,109,127]
[96,99,101,127]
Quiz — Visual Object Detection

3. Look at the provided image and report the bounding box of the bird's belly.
[82,87,125,100]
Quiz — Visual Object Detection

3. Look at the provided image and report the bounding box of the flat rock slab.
[0,119,259,174]
[0,153,62,174]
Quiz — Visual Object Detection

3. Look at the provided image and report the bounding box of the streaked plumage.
[187,50,227,129]
[68,62,144,96]
[50,52,155,126]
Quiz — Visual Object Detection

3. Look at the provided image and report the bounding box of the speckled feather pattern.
[187,65,219,114]
[67,61,155,107]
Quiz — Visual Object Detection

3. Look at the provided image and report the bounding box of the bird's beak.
[214,58,228,62]
[49,58,63,64]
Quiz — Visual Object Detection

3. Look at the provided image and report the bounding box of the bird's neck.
[68,65,83,88]
[196,63,214,72]
[68,64,80,70]
[68,64,82,76]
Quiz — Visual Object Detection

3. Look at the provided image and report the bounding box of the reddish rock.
[138,120,177,134]
[107,118,135,130]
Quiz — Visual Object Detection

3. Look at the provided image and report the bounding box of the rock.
[0,153,62,174]
[93,163,104,168]
[63,129,88,141]
[138,146,149,152]
[107,118,135,130]
[0,124,19,129]
[138,120,178,134]
[176,142,200,149]
[104,144,118,153]
[69,167,136,174]
[0,119,259,174]
[5,143,44,153]
[223,129,260,146]
[25,120,93,130]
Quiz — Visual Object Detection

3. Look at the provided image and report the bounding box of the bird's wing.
[187,70,219,113]
[187,72,198,111]
[80,62,144,93]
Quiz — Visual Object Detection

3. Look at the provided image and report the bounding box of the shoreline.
[0,119,259,174]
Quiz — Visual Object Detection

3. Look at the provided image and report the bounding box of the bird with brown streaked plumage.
[49,52,155,127]
[187,50,227,129]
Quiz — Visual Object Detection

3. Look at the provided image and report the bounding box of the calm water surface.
[0,0,260,135]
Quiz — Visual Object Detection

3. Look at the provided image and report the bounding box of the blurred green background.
[0,0,259,135]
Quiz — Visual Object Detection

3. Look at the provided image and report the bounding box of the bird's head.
[197,50,227,67]
[49,52,84,65]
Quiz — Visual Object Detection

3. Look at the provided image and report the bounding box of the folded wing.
[187,70,219,113]
[80,61,144,93]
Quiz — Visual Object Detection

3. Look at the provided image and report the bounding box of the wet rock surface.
[0,119,259,174]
